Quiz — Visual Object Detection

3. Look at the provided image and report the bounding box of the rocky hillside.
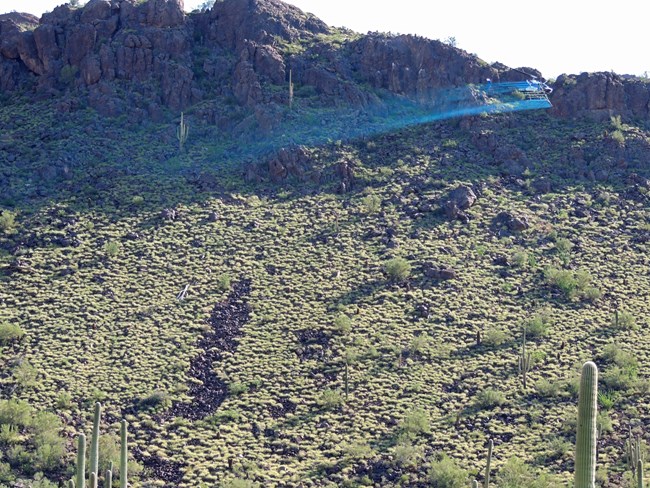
[1,0,649,125]
[1,1,650,488]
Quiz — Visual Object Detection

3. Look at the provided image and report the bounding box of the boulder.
[446,185,477,210]
[423,263,457,281]
[493,211,530,232]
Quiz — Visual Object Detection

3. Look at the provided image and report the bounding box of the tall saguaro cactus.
[76,434,86,488]
[72,405,129,488]
[120,420,128,488]
[575,361,598,488]
[89,402,101,487]
[289,69,294,110]
[484,438,493,488]
[518,329,532,389]
[177,112,189,152]
[639,459,645,488]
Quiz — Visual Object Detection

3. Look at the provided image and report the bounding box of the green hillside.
[1,92,649,487]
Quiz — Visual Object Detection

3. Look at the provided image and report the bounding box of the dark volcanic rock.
[1,0,648,123]
[493,211,530,232]
[552,72,650,120]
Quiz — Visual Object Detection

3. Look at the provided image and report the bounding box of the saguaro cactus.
[90,402,101,488]
[518,328,532,389]
[177,112,189,152]
[638,459,644,488]
[484,438,493,488]
[76,433,86,488]
[575,361,598,488]
[120,420,128,488]
[289,69,294,109]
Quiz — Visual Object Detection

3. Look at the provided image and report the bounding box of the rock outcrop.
[1,0,649,124]
[551,72,650,120]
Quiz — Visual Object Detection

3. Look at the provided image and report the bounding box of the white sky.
[2,0,648,79]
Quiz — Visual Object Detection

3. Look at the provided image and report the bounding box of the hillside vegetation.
[1,88,649,487]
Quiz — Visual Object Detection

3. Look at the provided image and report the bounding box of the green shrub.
[400,407,430,437]
[131,195,144,205]
[392,441,422,468]
[612,310,637,330]
[228,381,248,396]
[318,389,343,410]
[523,309,552,338]
[535,378,561,398]
[360,193,381,214]
[543,267,600,301]
[333,314,352,334]
[0,322,25,346]
[600,343,638,371]
[474,388,506,409]
[384,257,411,283]
[223,478,261,488]
[497,457,563,487]
[610,129,625,145]
[0,210,17,234]
[483,327,509,346]
[104,240,121,258]
[217,274,232,291]
[601,366,637,391]
[136,390,171,410]
[427,454,468,488]
[544,267,577,298]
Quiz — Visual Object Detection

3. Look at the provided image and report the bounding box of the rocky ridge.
[0,0,649,123]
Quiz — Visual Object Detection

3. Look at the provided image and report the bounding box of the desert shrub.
[543,436,572,462]
[333,314,352,334]
[0,210,17,233]
[582,286,602,302]
[104,240,121,258]
[544,267,577,298]
[601,343,638,370]
[223,478,260,488]
[610,129,626,145]
[483,327,509,346]
[612,310,637,330]
[131,195,144,205]
[400,407,430,437]
[392,441,422,468]
[543,267,600,301]
[217,273,232,291]
[0,322,25,345]
[601,366,637,391]
[55,391,72,409]
[535,378,561,398]
[523,309,552,338]
[409,334,429,355]
[360,193,381,214]
[497,457,563,487]
[342,441,374,465]
[318,389,343,410]
[136,390,171,411]
[427,453,468,488]
[384,257,411,283]
[554,237,573,255]
[208,409,241,424]
[474,389,505,409]
[228,381,248,396]
[511,251,529,267]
